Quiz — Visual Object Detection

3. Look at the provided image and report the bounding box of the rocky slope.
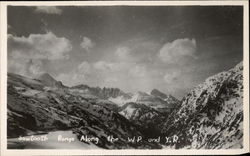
[161,62,243,149]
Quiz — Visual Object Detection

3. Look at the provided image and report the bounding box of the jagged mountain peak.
[119,102,159,120]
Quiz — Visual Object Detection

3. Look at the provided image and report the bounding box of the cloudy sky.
[7,6,243,98]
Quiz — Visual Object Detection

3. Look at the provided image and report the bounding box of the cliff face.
[161,62,243,149]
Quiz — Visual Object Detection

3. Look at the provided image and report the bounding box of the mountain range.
[7,61,243,149]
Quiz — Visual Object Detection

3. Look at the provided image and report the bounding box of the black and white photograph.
[0,1,249,154]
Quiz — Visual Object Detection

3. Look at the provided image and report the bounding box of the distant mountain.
[110,91,180,113]
[36,73,66,88]
[161,62,243,149]
[119,102,160,121]
[150,89,181,112]
[130,91,169,110]
[151,89,168,99]
[151,89,180,105]
[119,102,165,137]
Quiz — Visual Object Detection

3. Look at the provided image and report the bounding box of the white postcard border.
[0,1,249,155]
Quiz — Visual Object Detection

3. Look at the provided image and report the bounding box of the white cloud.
[27,60,44,76]
[8,32,72,60]
[56,61,91,86]
[105,77,118,83]
[92,46,137,74]
[78,61,91,74]
[159,38,197,63]
[8,32,72,77]
[8,59,28,76]
[163,70,181,84]
[93,60,135,72]
[129,65,146,77]
[35,6,62,15]
[115,47,131,61]
[71,61,91,79]
[93,61,118,71]
[80,36,95,52]
[8,59,45,77]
